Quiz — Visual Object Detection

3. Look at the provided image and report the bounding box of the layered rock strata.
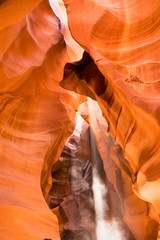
[0,0,160,239]
[60,51,160,239]
[0,1,82,239]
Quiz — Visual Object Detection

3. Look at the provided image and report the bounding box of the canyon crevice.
[0,0,160,239]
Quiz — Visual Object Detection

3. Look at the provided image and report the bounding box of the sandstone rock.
[1,0,160,239]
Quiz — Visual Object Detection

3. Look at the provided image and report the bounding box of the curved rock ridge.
[0,0,83,239]
[1,0,160,239]
[60,51,160,239]
[0,0,42,30]
[63,0,160,122]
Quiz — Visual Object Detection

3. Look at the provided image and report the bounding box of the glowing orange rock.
[60,51,160,239]
[63,0,160,121]
[1,0,160,239]
[0,0,83,239]
[61,3,160,239]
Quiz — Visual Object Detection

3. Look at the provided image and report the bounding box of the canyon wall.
[0,1,83,239]
[0,0,160,239]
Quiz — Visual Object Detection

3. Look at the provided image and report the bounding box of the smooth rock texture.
[1,0,160,239]
[63,0,160,121]
[61,51,160,239]
[0,0,83,239]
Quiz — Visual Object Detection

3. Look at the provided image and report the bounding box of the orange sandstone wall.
[0,0,160,239]
[0,1,83,239]
[60,0,160,238]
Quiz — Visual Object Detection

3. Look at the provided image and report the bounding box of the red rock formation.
[63,0,160,120]
[59,5,160,240]
[1,0,160,239]
[60,51,160,239]
[0,1,83,239]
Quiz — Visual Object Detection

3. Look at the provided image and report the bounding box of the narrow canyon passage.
[0,0,160,239]
[45,100,155,240]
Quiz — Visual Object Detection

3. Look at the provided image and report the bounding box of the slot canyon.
[0,0,160,239]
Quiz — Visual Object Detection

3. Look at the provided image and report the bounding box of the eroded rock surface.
[47,120,95,240]
[0,0,160,239]
[0,1,82,239]
[61,50,160,239]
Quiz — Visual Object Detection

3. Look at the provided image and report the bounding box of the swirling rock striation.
[0,0,160,239]
[0,0,82,239]
[60,50,160,239]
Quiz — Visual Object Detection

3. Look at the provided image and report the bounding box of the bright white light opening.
[92,168,125,240]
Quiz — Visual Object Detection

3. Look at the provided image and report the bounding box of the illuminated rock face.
[61,2,160,239]
[0,1,82,239]
[0,0,160,240]
[61,51,160,239]
[63,0,160,121]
